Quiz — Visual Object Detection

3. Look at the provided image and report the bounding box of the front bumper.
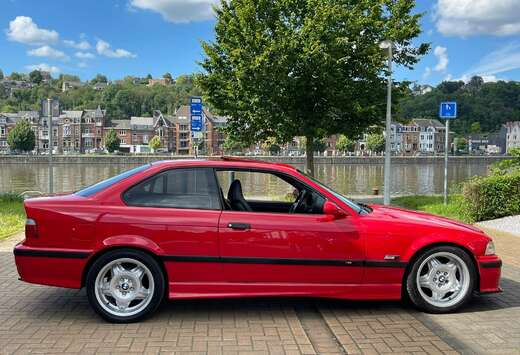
[477,255,502,293]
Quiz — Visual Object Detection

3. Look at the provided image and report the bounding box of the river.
[0,160,491,197]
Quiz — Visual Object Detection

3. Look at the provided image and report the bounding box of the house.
[92,82,108,91]
[204,109,227,156]
[129,111,176,152]
[506,121,520,152]
[389,123,404,153]
[0,111,40,153]
[413,118,448,154]
[468,127,507,155]
[147,78,173,87]
[62,81,85,92]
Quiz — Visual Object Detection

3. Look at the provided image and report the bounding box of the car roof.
[151,157,298,173]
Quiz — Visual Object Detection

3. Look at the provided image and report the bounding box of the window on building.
[119,130,126,136]
[0,127,5,136]
[123,168,220,210]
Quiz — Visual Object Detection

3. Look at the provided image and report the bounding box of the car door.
[216,169,364,285]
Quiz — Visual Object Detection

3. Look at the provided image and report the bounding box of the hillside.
[399,76,520,135]
[0,72,201,119]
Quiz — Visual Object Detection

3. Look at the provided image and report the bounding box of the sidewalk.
[476,215,520,237]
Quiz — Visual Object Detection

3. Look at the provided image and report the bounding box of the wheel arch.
[401,241,480,297]
[81,245,168,290]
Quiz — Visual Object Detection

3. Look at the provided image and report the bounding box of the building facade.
[506,121,520,152]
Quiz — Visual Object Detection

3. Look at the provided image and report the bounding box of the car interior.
[217,170,325,214]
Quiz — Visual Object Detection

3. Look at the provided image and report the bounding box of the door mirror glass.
[323,200,347,219]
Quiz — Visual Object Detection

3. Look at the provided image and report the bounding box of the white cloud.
[423,67,432,79]
[6,16,59,45]
[77,62,88,68]
[444,74,453,81]
[27,45,69,61]
[96,39,136,58]
[464,42,520,79]
[25,63,61,74]
[435,0,520,37]
[129,0,218,23]
[64,39,91,50]
[433,46,448,72]
[75,51,95,59]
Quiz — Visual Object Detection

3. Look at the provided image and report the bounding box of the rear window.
[75,164,150,197]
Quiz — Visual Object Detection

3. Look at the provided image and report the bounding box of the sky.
[0,0,519,85]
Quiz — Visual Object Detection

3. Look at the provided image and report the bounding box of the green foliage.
[148,135,162,151]
[392,195,469,222]
[454,137,467,153]
[0,73,201,118]
[400,76,520,135]
[336,134,355,153]
[105,130,120,153]
[366,133,385,152]
[492,147,520,175]
[9,72,23,80]
[7,119,35,152]
[0,193,25,239]
[91,74,108,84]
[462,172,520,222]
[0,69,3,80]
[199,0,428,174]
[29,70,43,84]
[223,136,249,153]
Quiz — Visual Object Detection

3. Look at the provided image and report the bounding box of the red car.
[14,158,501,322]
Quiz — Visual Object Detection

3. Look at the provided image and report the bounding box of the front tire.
[406,246,476,313]
[86,249,165,323]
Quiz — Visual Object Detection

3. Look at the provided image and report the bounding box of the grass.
[0,193,25,240]
[391,194,470,223]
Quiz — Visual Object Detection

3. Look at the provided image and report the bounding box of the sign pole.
[444,119,449,205]
[383,43,393,206]
[47,98,53,194]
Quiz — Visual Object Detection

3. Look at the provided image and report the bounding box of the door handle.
[228,223,251,230]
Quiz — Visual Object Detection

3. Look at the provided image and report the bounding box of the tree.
[470,122,481,134]
[105,130,120,153]
[29,70,43,84]
[336,135,355,153]
[454,137,467,153]
[223,136,249,153]
[0,69,3,80]
[163,72,173,83]
[7,119,35,152]
[91,74,108,84]
[149,135,161,152]
[199,0,428,175]
[9,72,23,80]
[366,133,385,153]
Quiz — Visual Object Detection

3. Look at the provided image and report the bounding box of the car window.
[123,168,221,210]
[75,164,150,197]
[216,170,296,202]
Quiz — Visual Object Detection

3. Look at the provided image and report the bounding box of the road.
[0,229,519,354]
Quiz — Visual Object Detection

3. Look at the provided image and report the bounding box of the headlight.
[485,240,496,255]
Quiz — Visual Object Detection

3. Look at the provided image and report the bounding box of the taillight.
[25,218,38,239]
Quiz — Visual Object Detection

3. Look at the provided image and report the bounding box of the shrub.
[462,172,520,222]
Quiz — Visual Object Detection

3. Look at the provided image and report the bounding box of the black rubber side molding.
[13,248,90,259]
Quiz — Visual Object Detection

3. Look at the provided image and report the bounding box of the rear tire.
[86,249,165,323]
[406,246,476,313]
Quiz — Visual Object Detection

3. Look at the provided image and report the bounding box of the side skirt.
[167,282,402,301]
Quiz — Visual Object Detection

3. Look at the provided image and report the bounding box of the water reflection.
[0,161,490,196]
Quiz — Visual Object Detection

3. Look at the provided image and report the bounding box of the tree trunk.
[305,135,315,177]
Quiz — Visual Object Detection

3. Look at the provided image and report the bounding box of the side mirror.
[323,200,347,220]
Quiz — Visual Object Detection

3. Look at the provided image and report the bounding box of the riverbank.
[0,154,509,165]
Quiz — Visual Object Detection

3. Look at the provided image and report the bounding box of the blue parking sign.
[439,102,457,119]
[191,115,203,132]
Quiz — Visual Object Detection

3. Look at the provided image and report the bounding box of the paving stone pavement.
[1,230,520,354]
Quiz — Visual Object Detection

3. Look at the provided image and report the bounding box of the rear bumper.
[14,243,91,289]
[477,256,502,293]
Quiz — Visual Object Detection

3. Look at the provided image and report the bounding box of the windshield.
[75,164,150,197]
[297,170,364,214]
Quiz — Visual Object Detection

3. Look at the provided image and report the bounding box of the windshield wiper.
[356,202,373,213]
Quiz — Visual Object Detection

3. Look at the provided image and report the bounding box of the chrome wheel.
[416,252,470,308]
[94,258,155,317]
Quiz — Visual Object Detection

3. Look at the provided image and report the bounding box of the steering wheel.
[289,189,308,214]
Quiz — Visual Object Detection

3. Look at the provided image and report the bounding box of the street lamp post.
[47,98,53,194]
[380,40,393,206]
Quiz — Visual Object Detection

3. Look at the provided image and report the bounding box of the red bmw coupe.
[14,158,501,322]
